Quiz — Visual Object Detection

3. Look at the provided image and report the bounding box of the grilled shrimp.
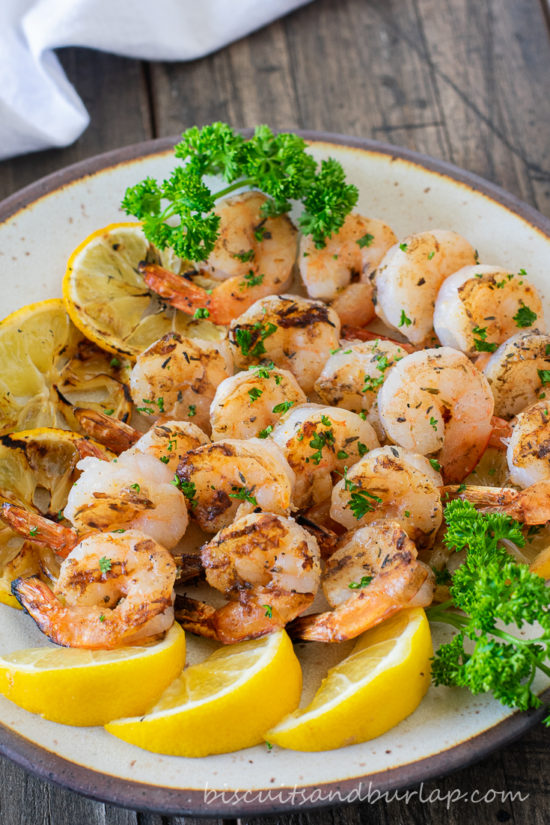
[228,294,340,394]
[141,192,297,324]
[299,214,397,326]
[481,330,550,418]
[434,265,544,355]
[442,480,550,524]
[12,530,176,649]
[64,452,188,549]
[330,446,443,547]
[1,502,78,558]
[506,401,550,488]
[375,230,476,345]
[129,332,233,433]
[314,338,407,435]
[74,408,209,469]
[175,512,320,643]
[176,438,295,533]
[270,403,379,508]
[210,365,306,441]
[288,521,435,642]
[378,347,494,482]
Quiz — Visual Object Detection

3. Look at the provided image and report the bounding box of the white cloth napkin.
[0,0,312,161]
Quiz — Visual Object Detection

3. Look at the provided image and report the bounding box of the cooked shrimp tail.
[74,437,113,461]
[174,594,218,639]
[74,408,139,454]
[341,326,415,352]
[288,559,434,642]
[489,416,512,450]
[177,554,205,581]
[0,503,77,558]
[140,262,222,319]
[12,531,177,649]
[295,513,339,559]
[442,480,550,524]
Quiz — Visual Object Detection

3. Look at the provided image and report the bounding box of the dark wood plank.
[0,48,152,200]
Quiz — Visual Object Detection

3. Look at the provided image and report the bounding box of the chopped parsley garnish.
[472,325,497,353]
[399,310,412,328]
[179,480,197,508]
[99,614,106,623]
[110,357,121,367]
[357,441,368,457]
[513,302,537,328]
[249,361,276,379]
[362,374,384,393]
[136,405,155,415]
[188,405,196,417]
[130,483,141,493]
[29,526,38,537]
[427,250,435,260]
[193,307,210,319]
[308,425,335,465]
[241,270,265,288]
[234,321,277,358]
[273,400,295,414]
[248,387,263,403]
[263,604,273,619]
[258,424,274,439]
[99,557,112,574]
[399,242,408,252]
[229,486,258,506]
[348,575,373,590]
[104,408,115,416]
[429,416,438,431]
[349,489,382,519]
[160,455,170,464]
[538,369,550,386]
[357,232,374,248]
[429,458,441,472]
[337,450,349,460]
[233,249,255,262]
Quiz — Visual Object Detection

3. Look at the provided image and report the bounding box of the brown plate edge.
[0,130,549,816]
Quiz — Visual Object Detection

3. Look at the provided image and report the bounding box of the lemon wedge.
[266,608,432,751]
[0,298,131,435]
[63,223,224,359]
[0,624,185,726]
[105,629,301,756]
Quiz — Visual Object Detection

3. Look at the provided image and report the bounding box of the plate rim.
[0,130,549,816]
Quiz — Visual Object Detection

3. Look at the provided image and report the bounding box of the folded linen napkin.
[0,0,312,161]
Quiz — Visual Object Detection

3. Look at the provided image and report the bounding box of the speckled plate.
[0,132,549,817]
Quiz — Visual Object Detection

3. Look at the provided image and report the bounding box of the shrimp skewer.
[288,521,435,642]
[142,191,297,324]
[12,530,176,649]
[175,512,321,643]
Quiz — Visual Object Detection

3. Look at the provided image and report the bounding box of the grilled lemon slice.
[62,223,224,359]
[0,298,131,436]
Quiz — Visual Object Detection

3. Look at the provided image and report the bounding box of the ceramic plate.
[0,132,549,816]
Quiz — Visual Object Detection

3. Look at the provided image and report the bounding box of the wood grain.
[0,0,549,822]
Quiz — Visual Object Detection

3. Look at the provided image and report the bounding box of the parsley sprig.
[427,500,550,723]
[122,123,358,260]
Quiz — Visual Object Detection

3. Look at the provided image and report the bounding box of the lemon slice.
[0,427,114,608]
[63,223,225,359]
[266,608,432,751]
[465,446,510,488]
[0,298,131,435]
[105,629,301,756]
[0,623,185,726]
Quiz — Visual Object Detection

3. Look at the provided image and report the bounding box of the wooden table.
[0,0,549,822]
